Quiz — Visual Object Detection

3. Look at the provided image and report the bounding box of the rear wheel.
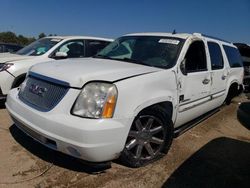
[120,106,173,167]
[225,84,239,105]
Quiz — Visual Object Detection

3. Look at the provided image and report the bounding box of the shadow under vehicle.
[163,137,250,188]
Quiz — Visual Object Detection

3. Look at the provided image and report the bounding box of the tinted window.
[185,41,207,72]
[6,45,16,53]
[208,42,224,70]
[0,45,3,52]
[223,45,243,67]
[12,45,23,52]
[85,40,110,57]
[97,36,184,69]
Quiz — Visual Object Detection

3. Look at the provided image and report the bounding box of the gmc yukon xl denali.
[6,33,243,167]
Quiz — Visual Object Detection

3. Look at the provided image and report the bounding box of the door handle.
[202,78,210,85]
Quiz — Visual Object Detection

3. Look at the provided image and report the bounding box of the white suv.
[0,36,113,101]
[6,33,243,167]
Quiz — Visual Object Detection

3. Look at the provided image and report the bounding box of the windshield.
[96,36,184,69]
[16,38,62,56]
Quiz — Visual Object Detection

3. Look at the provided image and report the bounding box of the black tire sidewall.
[120,106,174,168]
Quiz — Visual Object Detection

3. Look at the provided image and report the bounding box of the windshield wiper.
[121,58,152,67]
[92,54,112,60]
[93,55,152,67]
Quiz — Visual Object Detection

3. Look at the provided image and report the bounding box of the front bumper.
[6,88,132,162]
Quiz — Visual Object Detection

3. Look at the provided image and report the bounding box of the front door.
[176,40,211,126]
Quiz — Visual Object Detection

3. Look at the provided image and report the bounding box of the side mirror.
[180,59,187,76]
[54,52,68,59]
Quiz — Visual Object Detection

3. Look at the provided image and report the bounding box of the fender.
[134,96,175,119]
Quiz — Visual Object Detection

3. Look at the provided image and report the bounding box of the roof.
[124,32,191,39]
[44,36,113,42]
[124,32,232,45]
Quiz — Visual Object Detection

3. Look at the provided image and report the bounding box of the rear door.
[207,41,227,101]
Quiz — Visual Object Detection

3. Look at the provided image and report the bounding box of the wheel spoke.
[150,136,164,145]
[145,118,154,130]
[135,119,143,131]
[135,144,143,159]
[126,139,137,150]
[150,126,163,135]
[145,143,155,157]
[128,130,138,138]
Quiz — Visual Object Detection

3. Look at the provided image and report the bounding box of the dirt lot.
[0,95,250,188]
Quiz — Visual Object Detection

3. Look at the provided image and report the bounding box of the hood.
[0,53,33,63]
[30,58,162,88]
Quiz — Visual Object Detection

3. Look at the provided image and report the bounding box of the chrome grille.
[19,74,69,112]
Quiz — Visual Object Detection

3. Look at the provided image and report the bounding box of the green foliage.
[38,33,46,39]
[0,31,36,46]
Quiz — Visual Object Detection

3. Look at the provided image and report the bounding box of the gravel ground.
[0,95,249,188]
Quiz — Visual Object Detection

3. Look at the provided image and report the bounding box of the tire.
[120,106,174,168]
[12,75,26,89]
[225,84,238,105]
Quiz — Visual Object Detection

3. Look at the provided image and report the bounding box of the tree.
[38,33,46,39]
[0,31,36,46]
[0,31,18,44]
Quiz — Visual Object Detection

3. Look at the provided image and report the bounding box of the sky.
[0,0,249,43]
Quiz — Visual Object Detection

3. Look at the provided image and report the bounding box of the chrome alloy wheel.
[125,115,166,160]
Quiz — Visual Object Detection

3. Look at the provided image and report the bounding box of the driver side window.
[185,41,207,73]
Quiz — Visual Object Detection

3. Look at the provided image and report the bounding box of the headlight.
[0,63,13,72]
[72,82,118,118]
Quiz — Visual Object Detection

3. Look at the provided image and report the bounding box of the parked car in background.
[0,36,113,101]
[234,43,250,92]
[6,32,243,167]
[237,102,250,130]
[0,43,23,53]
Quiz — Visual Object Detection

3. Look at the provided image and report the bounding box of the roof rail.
[193,33,202,37]
[193,33,230,43]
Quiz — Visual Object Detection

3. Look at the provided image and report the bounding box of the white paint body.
[6,33,243,162]
[0,36,113,95]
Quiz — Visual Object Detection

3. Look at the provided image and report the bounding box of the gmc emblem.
[29,84,47,97]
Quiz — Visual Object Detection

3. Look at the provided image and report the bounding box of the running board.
[174,108,220,137]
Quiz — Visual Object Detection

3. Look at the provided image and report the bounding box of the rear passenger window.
[185,41,207,73]
[208,42,224,70]
[223,45,243,67]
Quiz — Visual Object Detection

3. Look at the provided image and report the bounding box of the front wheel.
[120,106,174,168]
